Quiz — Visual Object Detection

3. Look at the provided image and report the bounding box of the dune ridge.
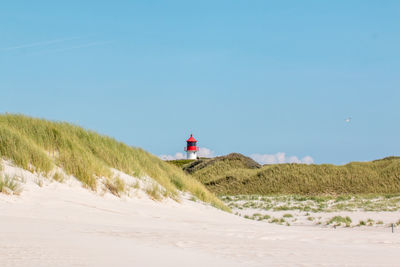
[0,114,227,210]
[180,153,400,195]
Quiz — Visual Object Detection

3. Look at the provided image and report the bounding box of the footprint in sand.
[175,240,196,248]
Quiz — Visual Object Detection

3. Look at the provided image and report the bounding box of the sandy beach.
[1,164,400,267]
[3,1,400,265]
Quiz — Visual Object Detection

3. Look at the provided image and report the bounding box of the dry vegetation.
[222,194,400,212]
[0,114,228,211]
[167,159,196,168]
[222,194,400,228]
[180,153,400,195]
[0,174,22,195]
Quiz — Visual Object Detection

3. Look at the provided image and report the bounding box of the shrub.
[270,218,279,223]
[262,214,271,220]
[327,216,352,227]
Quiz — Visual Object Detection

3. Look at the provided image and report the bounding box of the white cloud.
[160,149,313,165]
[159,152,186,161]
[197,147,215,158]
[159,147,215,160]
[301,156,314,164]
[250,152,314,165]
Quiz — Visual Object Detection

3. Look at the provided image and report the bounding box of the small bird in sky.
[345,117,351,123]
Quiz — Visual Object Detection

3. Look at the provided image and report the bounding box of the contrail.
[43,41,113,53]
[1,37,79,51]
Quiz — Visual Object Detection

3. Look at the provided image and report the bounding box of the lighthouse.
[184,134,198,160]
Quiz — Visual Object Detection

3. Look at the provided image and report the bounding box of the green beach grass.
[0,114,228,211]
[180,153,400,196]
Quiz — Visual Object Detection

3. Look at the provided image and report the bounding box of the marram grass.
[0,174,21,194]
[0,114,228,211]
[183,153,400,196]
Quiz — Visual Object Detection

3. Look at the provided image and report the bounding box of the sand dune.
[1,164,399,266]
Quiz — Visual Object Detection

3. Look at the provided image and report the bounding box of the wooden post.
[392,223,394,233]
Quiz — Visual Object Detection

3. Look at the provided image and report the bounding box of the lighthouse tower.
[184,134,198,160]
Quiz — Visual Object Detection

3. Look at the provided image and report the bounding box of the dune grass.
[327,216,352,227]
[0,114,228,211]
[105,177,126,197]
[52,171,65,183]
[167,159,196,168]
[186,153,400,195]
[146,182,163,201]
[0,174,21,195]
[222,194,400,213]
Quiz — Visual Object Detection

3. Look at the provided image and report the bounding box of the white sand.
[1,164,400,266]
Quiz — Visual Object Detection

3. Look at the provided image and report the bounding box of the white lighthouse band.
[187,150,197,160]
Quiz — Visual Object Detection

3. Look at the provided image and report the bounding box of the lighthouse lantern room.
[184,134,198,160]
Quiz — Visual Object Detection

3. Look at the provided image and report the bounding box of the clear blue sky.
[1,1,399,164]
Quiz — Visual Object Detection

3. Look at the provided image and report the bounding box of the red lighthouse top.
[185,134,198,152]
[186,134,197,142]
